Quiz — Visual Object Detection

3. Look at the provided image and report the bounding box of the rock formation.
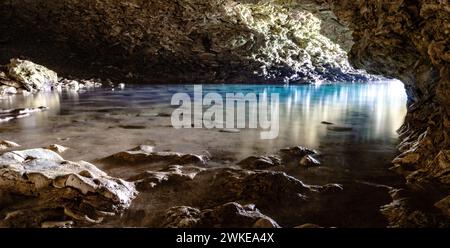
[0,58,103,95]
[0,148,137,227]
[161,202,280,228]
[323,0,450,221]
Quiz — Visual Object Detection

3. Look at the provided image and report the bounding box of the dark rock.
[0,106,48,122]
[97,145,208,166]
[161,202,280,228]
[237,155,281,170]
[299,155,321,167]
[280,146,317,158]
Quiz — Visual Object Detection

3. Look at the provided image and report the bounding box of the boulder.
[6,58,58,91]
[0,148,137,227]
[161,202,280,228]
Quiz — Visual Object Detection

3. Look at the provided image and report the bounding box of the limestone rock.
[129,165,206,190]
[299,155,321,167]
[6,58,58,91]
[0,85,17,95]
[0,148,137,227]
[45,144,69,154]
[0,140,20,150]
[161,202,280,228]
[97,145,208,166]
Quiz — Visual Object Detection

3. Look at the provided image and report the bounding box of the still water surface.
[0,81,407,183]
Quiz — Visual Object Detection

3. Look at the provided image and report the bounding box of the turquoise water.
[0,80,407,182]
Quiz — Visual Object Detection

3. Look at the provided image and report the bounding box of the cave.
[0,0,449,229]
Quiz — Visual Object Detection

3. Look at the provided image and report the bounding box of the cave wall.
[0,0,448,213]
[0,0,372,83]
[327,0,449,191]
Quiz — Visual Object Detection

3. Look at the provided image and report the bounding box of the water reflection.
[0,81,407,162]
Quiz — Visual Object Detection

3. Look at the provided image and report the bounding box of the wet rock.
[58,78,103,91]
[61,79,80,91]
[161,202,279,228]
[0,148,137,227]
[129,165,206,190]
[280,146,317,158]
[6,58,58,92]
[299,155,321,167]
[237,155,281,170]
[98,145,208,166]
[45,144,69,154]
[280,146,321,167]
[0,140,20,150]
[206,168,343,212]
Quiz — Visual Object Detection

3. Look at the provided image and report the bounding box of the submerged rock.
[0,148,137,227]
[0,106,48,122]
[161,202,280,228]
[97,145,208,166]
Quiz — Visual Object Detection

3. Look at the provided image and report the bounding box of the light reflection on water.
[0,80,407,165]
